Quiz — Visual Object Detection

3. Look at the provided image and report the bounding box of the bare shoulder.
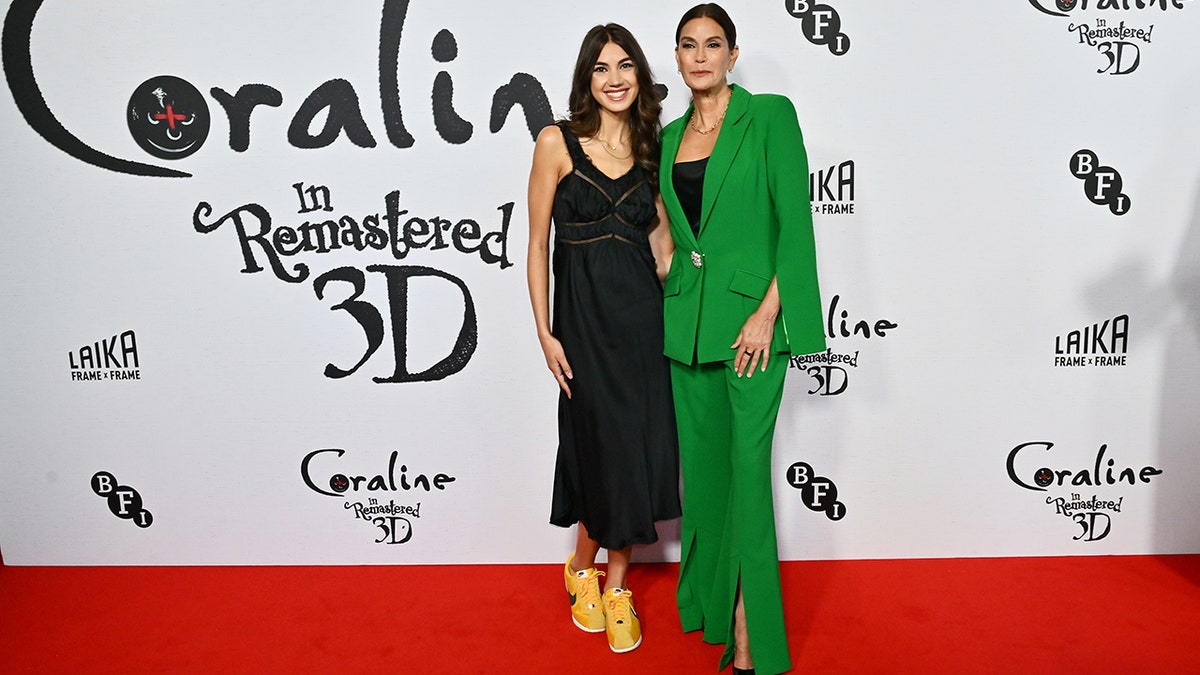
[534,123,567,152]
[532,123,572,179]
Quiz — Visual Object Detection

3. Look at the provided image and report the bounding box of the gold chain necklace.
[598,145,632,160]
[689,91,731,135]
[594,129,630,152]
[591,132,632,160]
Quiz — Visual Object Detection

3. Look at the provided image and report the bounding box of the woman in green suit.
[660,5,825,674]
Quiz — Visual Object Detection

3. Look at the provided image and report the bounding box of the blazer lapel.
[699,85,751,238]
[661,112,699,251]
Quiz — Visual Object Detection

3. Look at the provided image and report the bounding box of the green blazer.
[660,85,826,364]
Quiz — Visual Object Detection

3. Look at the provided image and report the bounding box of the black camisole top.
[672,157,708,238]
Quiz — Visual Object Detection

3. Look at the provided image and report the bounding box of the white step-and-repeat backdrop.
[2,1,1197,565]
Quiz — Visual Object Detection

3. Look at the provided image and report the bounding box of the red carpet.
[2,552,1198,674]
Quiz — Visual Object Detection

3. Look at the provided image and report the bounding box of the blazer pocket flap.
[729,268,771,299]
[663,273,681,297]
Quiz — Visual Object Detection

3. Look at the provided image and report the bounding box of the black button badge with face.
[127,75,210,160]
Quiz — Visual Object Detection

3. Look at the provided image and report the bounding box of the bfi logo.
[785,1,851,56]
[787,462,846,521]
[1070,149,1130,215]
[91,471,153,528]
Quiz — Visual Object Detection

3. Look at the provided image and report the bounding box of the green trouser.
[670,356,791,675]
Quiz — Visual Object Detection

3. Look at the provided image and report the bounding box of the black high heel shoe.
[733,668,755,675]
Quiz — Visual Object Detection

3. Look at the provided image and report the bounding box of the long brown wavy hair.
[564,24,662,186]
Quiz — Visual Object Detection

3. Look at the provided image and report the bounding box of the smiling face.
[590,41,639,116]
[675,17,739,95]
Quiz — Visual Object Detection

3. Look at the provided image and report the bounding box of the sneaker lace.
[607,589,633,624]
[581,570,605,609]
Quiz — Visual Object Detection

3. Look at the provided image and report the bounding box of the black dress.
[548,122,681,550]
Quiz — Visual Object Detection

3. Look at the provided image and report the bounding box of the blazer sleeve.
[764,95,827,355]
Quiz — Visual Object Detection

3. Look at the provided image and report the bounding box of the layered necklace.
[592,128,632,160]
[689,88,732,135]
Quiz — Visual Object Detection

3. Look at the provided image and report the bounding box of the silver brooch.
[691,251,703,268]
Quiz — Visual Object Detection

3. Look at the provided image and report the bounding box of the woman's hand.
[540,334,574,398]
[731,309,776,378]
[732,277,782,378]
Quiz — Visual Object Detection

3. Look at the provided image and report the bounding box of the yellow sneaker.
[564,554,605,632]
[603,587,642,653]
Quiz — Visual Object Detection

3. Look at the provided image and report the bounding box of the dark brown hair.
[675,3,737,47]
[564,24,662,184]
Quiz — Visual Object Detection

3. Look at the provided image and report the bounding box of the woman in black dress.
[526,23,680,654]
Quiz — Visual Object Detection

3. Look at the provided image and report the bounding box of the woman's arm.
[648,194,675,284]
[734,97,814,378]
[526,125,574,397]
[766,96,826,356]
